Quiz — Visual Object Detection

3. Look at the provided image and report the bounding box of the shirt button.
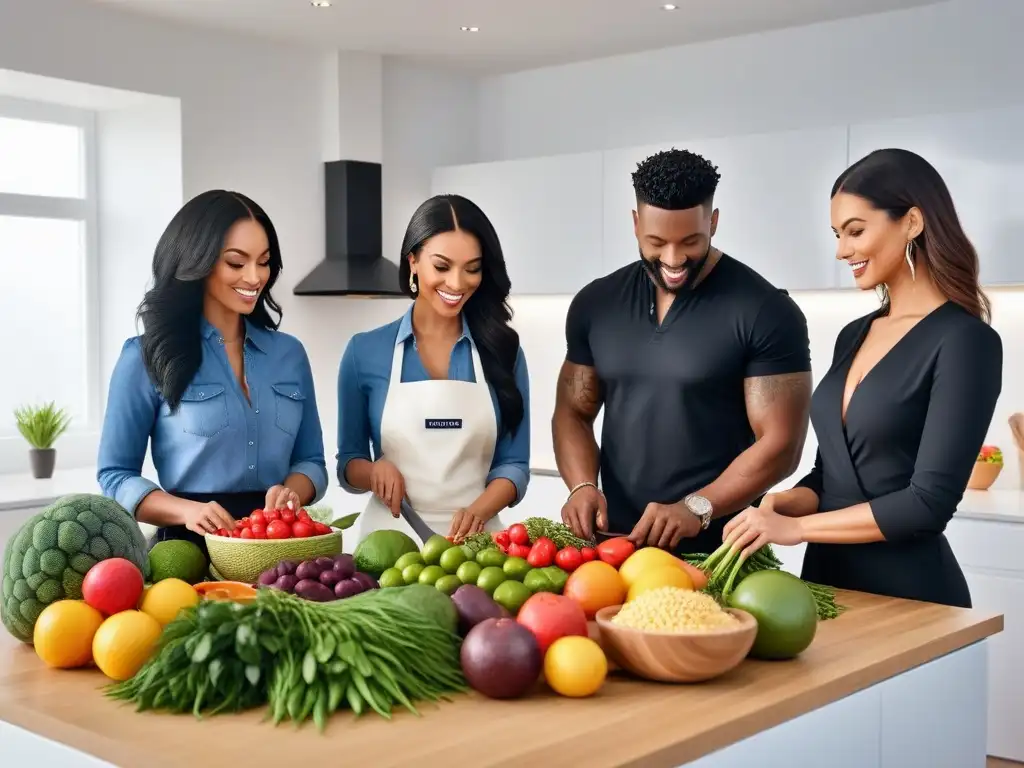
[248,465,255,470]
[249,441,254,446]
[255,409,260,414]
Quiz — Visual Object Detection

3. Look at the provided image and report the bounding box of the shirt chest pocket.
[178,384,229,438]
[271,382,305,437]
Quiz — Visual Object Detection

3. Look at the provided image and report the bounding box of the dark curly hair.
[631,149,721,210]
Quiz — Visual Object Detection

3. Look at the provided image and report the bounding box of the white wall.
[478,0,1024,491]
[0,0,477,479]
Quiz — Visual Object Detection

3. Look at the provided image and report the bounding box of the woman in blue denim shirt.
[97,191,328,551]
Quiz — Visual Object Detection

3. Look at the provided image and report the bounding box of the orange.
[544,636,608,697]
[140,578,199,626]
[626,565,693,603]
[33,600,105,669]
[563,561,627,618]
[92,610,163,681]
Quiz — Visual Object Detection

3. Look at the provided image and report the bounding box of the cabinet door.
[602,126,848,290]
[431,152,605,295]
[848,106,1024,286]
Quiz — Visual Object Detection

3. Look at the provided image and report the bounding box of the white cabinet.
[431,152,605,296]
[602,126,849,291]
[847,105,1024,286]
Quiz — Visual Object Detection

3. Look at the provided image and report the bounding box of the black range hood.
[293,160,404,297]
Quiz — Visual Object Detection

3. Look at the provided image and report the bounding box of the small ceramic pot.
[966,461,1002,491]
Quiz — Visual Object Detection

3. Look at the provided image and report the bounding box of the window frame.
[0,95,100,435]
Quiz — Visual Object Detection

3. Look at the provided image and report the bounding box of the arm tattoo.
[558,363,603,420]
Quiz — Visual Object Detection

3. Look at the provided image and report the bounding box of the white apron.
[361,335,504,539]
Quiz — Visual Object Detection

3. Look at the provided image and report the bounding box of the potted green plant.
[13,402,71,479]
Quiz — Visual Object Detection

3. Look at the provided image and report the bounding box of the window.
[0,96,97,438]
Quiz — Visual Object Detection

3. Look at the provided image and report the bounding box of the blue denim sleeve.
[288,343,329,504]
[96,339,161,516]
[336,337,373,494]
[487,346,531,506]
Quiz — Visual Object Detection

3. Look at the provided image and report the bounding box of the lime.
[435,575,463,596]
[379,568,405,588]
[418,565,447,586]
[493,580,532,615]
[439,546,468,574]
[476,548,507,568]
[502,556,532,581]
[460,545,476,560]
[456,561,482,585]
[394,552,425,571]
[401,563,425,585]
[421,535,452,566]
[476,566,506,595]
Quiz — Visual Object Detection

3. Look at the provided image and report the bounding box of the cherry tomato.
[230,529,241,538]
[554,546,583,572]
[595,537,636,568]
[280,508,296,524]
[507,542,531,559]
[250,510,266,526]
[312,521,331,536]
[297,509,311,522]
[507,523,529,546]
[291,521,315,539]
[580,547,597,562]
[493,530,511,549]
[239,517,251,528]
[266,520,291,540]
[526,537,556,568]
[250,523,267,539]
[239,527,254,539]
[263,508,280,522]
[214,528,229,537]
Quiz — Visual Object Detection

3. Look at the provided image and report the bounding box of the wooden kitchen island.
[0,590,1002,768]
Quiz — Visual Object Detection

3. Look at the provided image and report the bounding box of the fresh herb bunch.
[14,402,71,449]
[462,532,498,553]
[522,517,591,549]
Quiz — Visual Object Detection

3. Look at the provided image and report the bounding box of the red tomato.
[297,509,311,522]
[507,542,532,559]
[249,510,266,526]
[508,523,529,546]
[493,530,511,549]
[239,517,251,528]
[291,521,315,539]
[280,508,296,524]
[266,520,291,540]
[230,529,242,538]
[554,546,583,572]
[595,537,635,568]
[312,521,331,536]
[239,527,254,539]
[250,523,267,539]
[215,528,230,537]
[580,547,597,562]
[263,508,280,522]
[527,537,556,568]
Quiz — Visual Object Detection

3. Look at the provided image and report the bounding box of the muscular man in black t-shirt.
[552,149,813,556]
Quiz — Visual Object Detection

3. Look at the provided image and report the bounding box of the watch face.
[688,495,712,517]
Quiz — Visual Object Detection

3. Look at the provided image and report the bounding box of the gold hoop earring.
[905,241,916,282]
[409,272,418,294]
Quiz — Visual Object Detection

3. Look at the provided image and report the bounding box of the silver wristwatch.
[684,494,714,530]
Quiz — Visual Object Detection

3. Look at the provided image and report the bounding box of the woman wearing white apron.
[337,195,531,542]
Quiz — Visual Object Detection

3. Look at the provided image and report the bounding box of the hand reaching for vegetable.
[264,484,299,513]
[722,497,804,559]
[370,459,405,518]
[448,507,491,543]
[184,501,236,536]
[561,485,607,540]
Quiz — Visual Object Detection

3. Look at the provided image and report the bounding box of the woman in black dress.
[722,148,1002,608]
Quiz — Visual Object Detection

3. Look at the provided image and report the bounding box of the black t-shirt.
[565,256,811,555]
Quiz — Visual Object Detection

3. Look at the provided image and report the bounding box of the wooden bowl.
[967,461,1002,490]
[594,604,757,683]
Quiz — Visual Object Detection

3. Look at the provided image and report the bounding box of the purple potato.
[333,554,355,580]
[258,569,279,586]
[295,560,323,581]
[314,556,336,571]
[319,569,343,588]
[294,578,336,602]
[276,560,298,577]
[273,574,299,593]
[352,571,378,590]
[334,578,364,599]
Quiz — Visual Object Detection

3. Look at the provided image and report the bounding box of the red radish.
[82,558,144,615]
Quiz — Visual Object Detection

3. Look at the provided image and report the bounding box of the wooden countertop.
[0,590,1002,768]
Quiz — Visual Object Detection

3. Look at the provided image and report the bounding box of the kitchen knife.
[400,499,435,545]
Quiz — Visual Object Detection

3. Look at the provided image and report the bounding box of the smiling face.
[830,192,923,290]
[205,217,271,315]
[634,202,718,292]
[408,229,483,317]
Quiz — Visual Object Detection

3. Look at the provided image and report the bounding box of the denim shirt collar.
[200,317,271,353]
[395,305,472,348]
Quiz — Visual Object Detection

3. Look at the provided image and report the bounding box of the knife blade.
[400,499,436,545]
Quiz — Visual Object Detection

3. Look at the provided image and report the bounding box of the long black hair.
[398,195,524,436]
[832,149,990,322]
[137,190,283,411]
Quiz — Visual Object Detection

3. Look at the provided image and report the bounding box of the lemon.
[92,610,163,681]
[33,600,105,669]
[626,565,694,602]
[139,578,200,626]
[618,547,687,589]
[544,636,608,697]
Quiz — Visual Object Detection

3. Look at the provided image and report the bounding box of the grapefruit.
[563,561,627,618]
[92,610,163,681]
[82,558,144,616]
[33,600,105,669]
[516,593,588,654]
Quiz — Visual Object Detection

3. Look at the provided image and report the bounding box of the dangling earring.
[409,272,418,294]
[905,241,916,282]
